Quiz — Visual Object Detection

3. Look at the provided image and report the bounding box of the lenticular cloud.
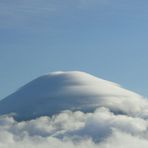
[0,71,148,148]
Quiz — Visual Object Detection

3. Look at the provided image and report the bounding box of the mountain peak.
[0,71,146,121]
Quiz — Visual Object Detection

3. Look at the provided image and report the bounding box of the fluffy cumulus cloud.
[1,71,148,147]
[0,106,148,148]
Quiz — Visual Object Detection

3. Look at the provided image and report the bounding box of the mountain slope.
[0,71,146,120]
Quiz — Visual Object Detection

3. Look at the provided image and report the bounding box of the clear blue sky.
[0,0,148,99]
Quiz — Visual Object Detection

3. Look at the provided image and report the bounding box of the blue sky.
[0,0,148,99]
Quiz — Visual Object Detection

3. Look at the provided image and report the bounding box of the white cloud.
[0,106,148,148]
[0,71,148,147]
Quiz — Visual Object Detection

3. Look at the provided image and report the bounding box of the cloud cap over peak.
[0,71,147,121]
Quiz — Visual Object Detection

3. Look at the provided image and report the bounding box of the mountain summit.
[0,71,146,120]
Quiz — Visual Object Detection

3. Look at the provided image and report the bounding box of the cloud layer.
[0,106,148,148]
[1,71,148,147]
[1,71,148,120]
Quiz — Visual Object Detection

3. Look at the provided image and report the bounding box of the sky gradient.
[0,0,148,99]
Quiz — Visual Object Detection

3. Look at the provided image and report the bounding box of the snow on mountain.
[0,71,147,120]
